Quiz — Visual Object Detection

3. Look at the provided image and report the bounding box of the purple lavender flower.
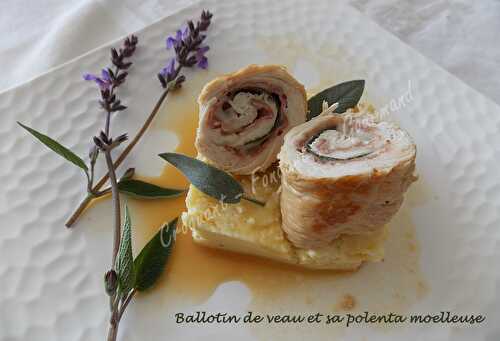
[84,35,138,116]
[83,69,113,90]
[166,27,192,50]
[160,58,176,79]
[158,10,213,89]
[195,46,209,69]
[166,30,182,49]
[182,26,190,39]
[84,34,138,93]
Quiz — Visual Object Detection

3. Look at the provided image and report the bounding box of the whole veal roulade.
[278,109,417,249]
[196,65,307,175]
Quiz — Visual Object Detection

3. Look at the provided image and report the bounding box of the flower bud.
[104,270,118,296]
[174,75,186,90]
[93,136,105,150]
[89,145,99,165]
[186,55,198,67]
[157,73,167,88]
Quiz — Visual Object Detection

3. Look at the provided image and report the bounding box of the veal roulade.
[195,65,307,175]
[278,109,417,249]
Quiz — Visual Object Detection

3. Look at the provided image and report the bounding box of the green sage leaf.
[116,205,135,295]
[307,80,365,120]
[134,218,177,291]
[17,121,88,172]
[159,152,243,204]
[118,179,185,199]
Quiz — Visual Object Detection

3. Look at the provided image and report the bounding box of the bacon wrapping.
[278,110,417,249]
[196,65,307,175]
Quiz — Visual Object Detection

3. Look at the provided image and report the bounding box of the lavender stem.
[104,149,121,268]
[107,320,119,341]
[105,111,112,137]
[104,145,122,341]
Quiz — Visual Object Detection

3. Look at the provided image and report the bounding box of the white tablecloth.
[1,0,499,105]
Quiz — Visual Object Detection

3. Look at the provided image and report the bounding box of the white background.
[0,0,499,105]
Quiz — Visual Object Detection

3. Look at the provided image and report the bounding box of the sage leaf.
[241,195,265,207]
[307,80,365,120]
[159,152,243,204]
[118,179,185,199]
[134,218,177,291]
[17,121,88,172]
[116,205,135,295]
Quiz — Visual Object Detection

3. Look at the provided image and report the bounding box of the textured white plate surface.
[1,0,500,340]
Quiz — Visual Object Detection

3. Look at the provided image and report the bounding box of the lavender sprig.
[157,9,213,89]
[65,10,213,228]
[83,35,138,196]
[84,35,138,137]
[82,35,139,341]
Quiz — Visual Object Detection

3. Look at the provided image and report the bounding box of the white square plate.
[1,0,499,340]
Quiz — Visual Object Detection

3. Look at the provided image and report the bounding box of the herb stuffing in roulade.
[278,108,417,249]
[196,65,307,175]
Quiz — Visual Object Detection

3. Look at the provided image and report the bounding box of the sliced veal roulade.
[195,65,307,175]
[278,108,417,249]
